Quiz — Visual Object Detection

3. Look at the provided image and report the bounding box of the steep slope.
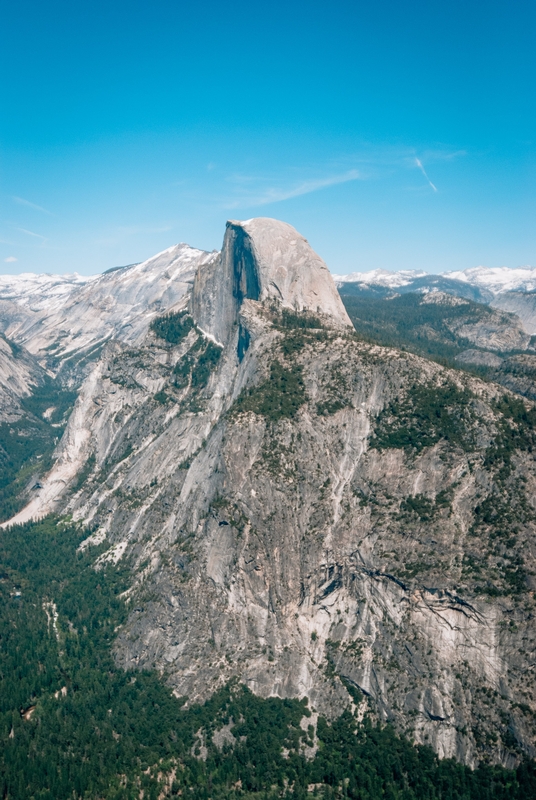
[4,520,536,800]
[0,335,77,522]
[337,288,536,406]
[100,335,536,768]
[4,218,536,770]
[338,289,533,358]
[192,218,351,345]
[492,292,536,335]
[0,334,46,423]
[0,244,215,372]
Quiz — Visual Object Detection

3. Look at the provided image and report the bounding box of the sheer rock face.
[5,218,536,768]
[0,334,46,423]
[233,218,351,323]
[192,219,351,346]
[492,291,536,335]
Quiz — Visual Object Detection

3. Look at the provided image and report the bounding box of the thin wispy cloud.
[338,145,465,174]
[228,169,362,208]
[414,158,438,192]
[417,148,467,163]
[13,196,53,215]
[4,256,17,263]
[17,227,47,242]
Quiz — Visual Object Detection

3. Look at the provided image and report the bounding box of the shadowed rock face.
[492,292,536,335]
[5,218,536,768]
[235,218,351,321]
[192,218,352,346]
[0,334,46,423]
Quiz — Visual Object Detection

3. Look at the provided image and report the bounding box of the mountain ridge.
[0,243,214,370]
[1,218,536,769]
[4,256,536,314]
[334,265,536,295]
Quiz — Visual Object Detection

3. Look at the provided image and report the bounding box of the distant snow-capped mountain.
[334,265,536,296]
[334,264,536,334]
[0,271,93,307]
[0,244,216,367]
[444,266,536,294]
[331,268,428,288]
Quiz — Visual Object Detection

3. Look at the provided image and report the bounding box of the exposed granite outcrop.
[192,218,351,346]
[4,218,536,769]
[0,244,214,370]
[0,334,46,423]
[492,291,536,335]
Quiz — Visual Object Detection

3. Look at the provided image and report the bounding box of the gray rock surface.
[3,218,536,768]
[446,312,531,352]
[0,334,46,423]
[491,292,536,335]
[192,219,351,346]
[0,244,214,370]
[455,350,504,368]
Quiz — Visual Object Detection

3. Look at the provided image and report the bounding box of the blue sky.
[1,0,534,275]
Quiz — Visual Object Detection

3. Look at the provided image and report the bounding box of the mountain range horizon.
[1,226,535,295]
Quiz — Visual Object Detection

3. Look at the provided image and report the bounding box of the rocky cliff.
[492,292,536,336]
[0,244,214,373]
[3,218,536,769]
[0,334,46,423]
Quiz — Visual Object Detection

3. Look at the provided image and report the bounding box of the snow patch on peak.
[333,264,536,296]
[0,272,95,311]
[0,243,215,365]
[444,266,536,294]
[333,269,427,289]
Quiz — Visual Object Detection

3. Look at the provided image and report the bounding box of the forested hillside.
[0,372,77,523]
[1,517,536,799]
[339,291,536,400]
